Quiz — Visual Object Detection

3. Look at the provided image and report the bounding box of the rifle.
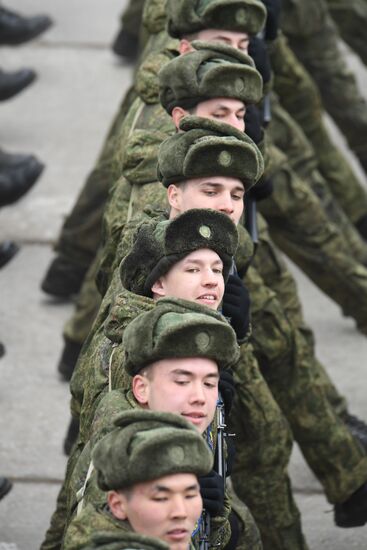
[199,393,228,550]
[245,196,259,250]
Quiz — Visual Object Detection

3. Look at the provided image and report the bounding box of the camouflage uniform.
[327,0,367,65]
[66,522,169,550]
[281,0,367,174]
[258,100,367,334]
[63,390,248,550]
[46,1,164,285]
[270,31,367,226]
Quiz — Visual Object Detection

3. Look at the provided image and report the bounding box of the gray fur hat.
[92,409,213,491]
[159,41,263,113]
[120,208,238,296]
[123,297,240,376]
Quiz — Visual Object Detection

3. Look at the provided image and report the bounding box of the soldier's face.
[133,357,219,433]
[151,249,225,310]
[168,176,244,224]
[180,29,250,53]
[195,98,246,131]
[109,473,202,550]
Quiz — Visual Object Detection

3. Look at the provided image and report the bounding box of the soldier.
[62,299,257,549]
[70,409,213,550]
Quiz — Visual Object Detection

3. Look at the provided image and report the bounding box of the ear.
[108,491,127,520]
[132,374,150,405]
[179,39,192,54]
[171,106,189,130]
[151,277,166,299]
[167,184,181,212]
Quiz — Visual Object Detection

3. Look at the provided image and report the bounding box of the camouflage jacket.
[65,390,232,550]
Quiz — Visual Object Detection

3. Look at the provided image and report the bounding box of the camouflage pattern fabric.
[281,0,367,173]
[270,31,367,225]
[259,136,367,335]
[327,0,367,66]
[62,503,131,550]
[54,86,137,274]
[63,252,102,345]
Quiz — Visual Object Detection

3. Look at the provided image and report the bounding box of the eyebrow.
[153,484,199,493]
[198,182,244,193]
[214,104,245,111]
[182,258,223,266]
[170,369,219,379]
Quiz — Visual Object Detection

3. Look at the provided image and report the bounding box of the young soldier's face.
[168,176,245,224]
[172,98,246,132]
[180,29,250,53]
[196,98,246,131]
[133,357,219,433]
[109,473,202,550]
[152,249,225,310]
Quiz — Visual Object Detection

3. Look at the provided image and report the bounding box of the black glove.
[219,368,235,416]
[248,36,272,85]
[248,177,274,202]
[244,104,262,144]
[199,469,225,517]
[261,0,282,41]
[222,274,251,341]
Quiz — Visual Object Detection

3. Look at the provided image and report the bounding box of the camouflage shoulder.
[135,37,179,104]
[104,287,155,343]
[63,504,125,550]
[85,530,169,550]
[90,389,133,446]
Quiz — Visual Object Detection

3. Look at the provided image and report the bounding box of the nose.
[170,495,188,519]
[190,381,206,405]
[228,113,243,131]
[201,268,218,287]
[219,193,234,215]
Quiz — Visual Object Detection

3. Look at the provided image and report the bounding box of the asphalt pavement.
[0,1,367,549]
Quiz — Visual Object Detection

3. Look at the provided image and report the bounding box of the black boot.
[0,154,44,207]
[0,342,5,358]
[335,483,367,528]
[111,28,139,62]
[0,477,12,500]
[41,256,88,298]
[0,7,52,45]
[0,68,36,101]
[0,241,19,269]
[63,417,79,456]
[344,413,367,451]
[57,338,83,382]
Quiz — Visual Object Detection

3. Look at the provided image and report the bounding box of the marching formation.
[35,1,367,549]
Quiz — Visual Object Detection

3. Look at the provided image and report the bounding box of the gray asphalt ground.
[0,1,367,549]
